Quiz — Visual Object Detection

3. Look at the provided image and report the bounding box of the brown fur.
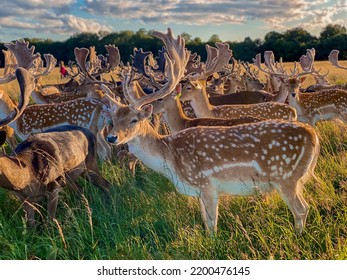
[0,126,111,227]
[104,102,319,235]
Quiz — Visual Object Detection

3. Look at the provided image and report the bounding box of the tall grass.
[0,63,347,260]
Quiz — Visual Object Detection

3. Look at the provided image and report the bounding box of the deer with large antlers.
[146,85,263,133]
[101,28,319,235]
[0,68,111,227]
[256,48,347,126]
[0,84,112,160]
[178,43,296,120]
[31,45,121,104]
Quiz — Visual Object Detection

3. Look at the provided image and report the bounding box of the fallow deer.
[149,84,262,133]
[256,48,347,126]
[102,28,319,235]
[179,79,296,120]
[0,68,112,227]
[0,82,112,161]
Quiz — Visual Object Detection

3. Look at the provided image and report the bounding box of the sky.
[0,0,346,43]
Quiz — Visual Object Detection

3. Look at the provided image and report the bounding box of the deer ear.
[141,104,153,119]
[0,130,7,147]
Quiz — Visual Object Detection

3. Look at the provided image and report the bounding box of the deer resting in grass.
[0,68,111,227]
[102,28,319,235]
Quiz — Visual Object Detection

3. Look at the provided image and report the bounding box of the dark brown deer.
[0,68,111,227]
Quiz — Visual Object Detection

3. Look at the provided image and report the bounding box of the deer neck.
[0,156,32,191]
[126,121,174,173]
[161,101,188,133]
[287,93,306,119]
[189,88,215,118]
[272,82,289,103]
[31,90,48,104]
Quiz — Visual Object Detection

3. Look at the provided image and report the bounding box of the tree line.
[1,24,346,67]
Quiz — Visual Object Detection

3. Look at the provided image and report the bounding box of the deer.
[0,67,112,227]
[0,82,112,161]
[179,78,296,120]
[100,28,320,235]
[0,39,57,85]
[7,42,121,104]
[179,44,296,120]
[256,48,347,127]
[149,84,263,133]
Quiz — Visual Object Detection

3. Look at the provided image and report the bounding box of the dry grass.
[1,61,347,101]
[255,60,347,87]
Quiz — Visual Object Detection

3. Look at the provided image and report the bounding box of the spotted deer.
[101,28,319,235]
[256,48,347,126]
[179,79,297,120]
[179,45,296,120]
[0,82,111,161]
[149,84,262,133]
[29,44,120,104]
[0,68,112,227]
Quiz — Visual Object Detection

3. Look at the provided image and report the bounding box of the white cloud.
[0,0,346,41]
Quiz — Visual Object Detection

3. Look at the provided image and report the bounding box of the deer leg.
[23,201,36,228]
[199,188,219,235]
[97,127,112,161]
[85,158,111,194]
[46,181,62,220]
[277,183,309,234]
[128,156,139,177]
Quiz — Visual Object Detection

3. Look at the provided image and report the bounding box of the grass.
[0,63,347,260]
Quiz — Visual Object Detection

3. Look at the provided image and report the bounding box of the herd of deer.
[1,28,347,235]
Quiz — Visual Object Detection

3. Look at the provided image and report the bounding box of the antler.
[329,50,347,70]
[2,50,16,76]
[187,42,232,81]
[75,45,121,82]
[0,67,34,127]
[254,49,314,79]
[121,28,190,109]
[2,39,57,81]
[185,52,205,77]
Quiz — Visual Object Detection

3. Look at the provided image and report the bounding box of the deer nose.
[106,135,118,144]
[291,92,296,97]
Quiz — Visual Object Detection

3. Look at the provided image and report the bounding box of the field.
[1,61,347,260]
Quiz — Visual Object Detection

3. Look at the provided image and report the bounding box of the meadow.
[0,61,347,260]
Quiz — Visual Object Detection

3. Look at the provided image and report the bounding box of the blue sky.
[0,0,346,43]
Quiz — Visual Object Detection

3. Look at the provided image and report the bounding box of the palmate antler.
[186,42,233,81]
[74,44,121,82]
[119,28,190,109]
[253,48,314,79]
[329,50,347,70]
[0,67,34,127]
[0,39,57,84]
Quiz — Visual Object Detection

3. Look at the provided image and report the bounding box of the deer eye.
[130,119,138,124]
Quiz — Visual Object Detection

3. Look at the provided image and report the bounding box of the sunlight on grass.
[1,65,347,260]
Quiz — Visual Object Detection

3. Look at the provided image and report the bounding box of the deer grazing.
[101,28,320,235]
[0,67,112,227]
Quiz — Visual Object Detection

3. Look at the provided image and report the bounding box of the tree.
[320,24,346,40]
[207,34,222,44]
